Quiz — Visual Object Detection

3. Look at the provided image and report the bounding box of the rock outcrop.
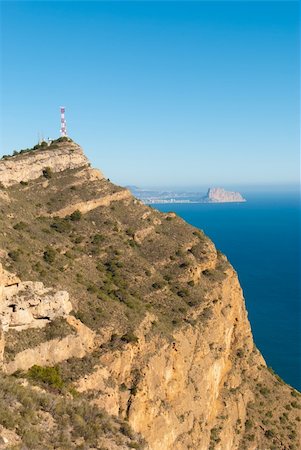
[0,140,92,187]
[0,140,299,450]
[203,187,246,203]
[4,316,96,374]
[0,264,72,332]
[50,189,132,218]
[75,265,261,450]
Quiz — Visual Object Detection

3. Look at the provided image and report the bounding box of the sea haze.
[153,190,301,391]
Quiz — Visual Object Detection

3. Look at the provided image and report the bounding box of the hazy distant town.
[128,186,246,204]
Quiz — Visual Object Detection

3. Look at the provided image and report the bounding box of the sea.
[153,190,301,391]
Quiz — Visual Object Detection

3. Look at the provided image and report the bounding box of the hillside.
[0,139,300,450]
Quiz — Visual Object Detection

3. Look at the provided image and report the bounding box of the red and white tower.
[60,106,67,137]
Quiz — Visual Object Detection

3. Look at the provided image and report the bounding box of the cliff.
[0,140,299,450]
[0,138,98,187]
[204,187,246,203]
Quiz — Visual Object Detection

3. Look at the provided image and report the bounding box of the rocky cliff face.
[204,187,246,203]
[0,140,299,450]
[0,139,95,187]
[0,263,72,332]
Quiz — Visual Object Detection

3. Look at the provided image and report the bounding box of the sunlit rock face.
[0,140,92,187]
[0,140,299,450]
[204,187,246,203]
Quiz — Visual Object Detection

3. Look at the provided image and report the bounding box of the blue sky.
[1,1,299,188]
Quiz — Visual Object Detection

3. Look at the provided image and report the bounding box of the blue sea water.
[154,192,301,391]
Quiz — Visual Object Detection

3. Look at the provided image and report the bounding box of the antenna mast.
[60,106,67,136]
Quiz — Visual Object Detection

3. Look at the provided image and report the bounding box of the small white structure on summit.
[60,106,67,137]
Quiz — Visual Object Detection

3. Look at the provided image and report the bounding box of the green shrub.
[126,228,135,237]
[259,386,270,397]
[55,136,71,143]
[121,332,138,344]
[87,285,98,294]
[128,443,142,449]
[120,422,133,438]
[246,434,255,441]
[50,218,71,233]
[163,274,172,282]
[42,167,52,179]
[73,236,84,244]
[69,210,82,221]
[0,405,15,429]
[264,429,275,439]
[245,419,253,430]
[201,306,213,321]
[13,221,28,230]
[8,250,21,261]
[152,282,163,290]
[91,233,104,244]
[43,247,56,264]
[236,348,244,358]
[177,289,188,298]
[27,365,64,390]
[193,230,205,240]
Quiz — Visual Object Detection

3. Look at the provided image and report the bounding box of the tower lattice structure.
[60,107,67,137]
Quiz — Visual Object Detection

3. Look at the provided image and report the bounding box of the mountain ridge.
[0,139,299,450]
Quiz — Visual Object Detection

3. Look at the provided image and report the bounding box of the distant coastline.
[128,186,246,204]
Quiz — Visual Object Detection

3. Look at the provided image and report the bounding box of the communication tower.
[60,107,67,136]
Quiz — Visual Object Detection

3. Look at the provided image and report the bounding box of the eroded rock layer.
[0,140,299,450]
[0,140,94,187]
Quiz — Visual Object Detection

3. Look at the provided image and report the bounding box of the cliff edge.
[0,138,101,187]
[0,140,299,450]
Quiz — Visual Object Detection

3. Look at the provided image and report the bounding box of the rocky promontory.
[0,138,99,187]
[203,187,246,203]
[0,139,299,450]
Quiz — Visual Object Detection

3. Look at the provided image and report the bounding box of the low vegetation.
[0,152,299,449]
[4,318,76,361]
[0,374,144,449]
[0,137,73,160]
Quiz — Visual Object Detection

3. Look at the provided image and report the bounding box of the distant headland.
[128,186,246,204]
[202,187,246,203]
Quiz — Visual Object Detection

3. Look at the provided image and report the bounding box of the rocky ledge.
[0,263,72,332]
[0,139,91,187]
[0,140,299,450]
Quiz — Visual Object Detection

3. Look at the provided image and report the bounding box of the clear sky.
[0,1,299,188]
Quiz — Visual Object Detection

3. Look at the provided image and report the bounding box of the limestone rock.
[0,139,299,450]
[0,426,21,448]
[0,141,90,187]
[0,263,72,331]
[75,269,259,450]
[204,187,246,203]
[0,325,4,364]
[50,189,131,218]
[4,316,96,374]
